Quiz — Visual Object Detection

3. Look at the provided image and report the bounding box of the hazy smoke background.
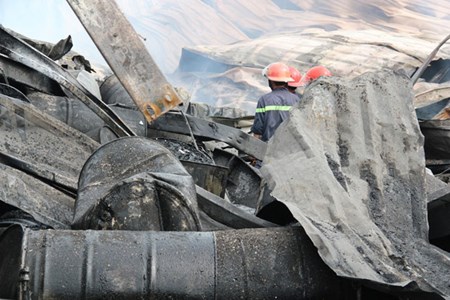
[1,0,450,114]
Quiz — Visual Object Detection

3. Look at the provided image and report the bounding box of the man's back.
[251,87,299,142]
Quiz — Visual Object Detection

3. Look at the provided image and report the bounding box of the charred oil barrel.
[0,226,346,299]
[100,74,135,107]
[85,125,119,144]
[152,138,228,196]
[27,91,147,139]
[213,148,262,209]
[419,119,450,173]
[74,136,202,231]
[182,160,228,197]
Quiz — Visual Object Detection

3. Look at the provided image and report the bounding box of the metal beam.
[67,0,183,123]
[196,185,276,228]
[149,112,267,160]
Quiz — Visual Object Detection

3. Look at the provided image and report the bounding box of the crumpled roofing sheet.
[175,28,450,114]
[261,70,450,297]
[115,0,450,73]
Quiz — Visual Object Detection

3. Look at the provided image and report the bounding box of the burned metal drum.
[181,161,228,197]
[74,136,202,231]
[100,74,135,107]
[213,148,262,209]
[28,91,147,139]
[0,83,30,102]
[0,226,345,299]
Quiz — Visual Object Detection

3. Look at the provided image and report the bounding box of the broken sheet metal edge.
[0,83,30,102]
[0,93,99,191]
[414,86,450,110]
[0,26,135,137]
[411,33,450,120]
[411,33,450,85]
[195,185,277,229]
[150,112,267,160]
[0,55,62,96]
[0,93,99,153]
[67,0,182,123]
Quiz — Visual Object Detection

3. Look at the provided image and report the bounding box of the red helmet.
[287,66,303,87]
[262,62,294,82]
[301,65,332,85]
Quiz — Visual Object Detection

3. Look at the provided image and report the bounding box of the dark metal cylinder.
[28,91,147,139]
[100,74,135,107]
[74,136,202,231]
[0,226,345,299]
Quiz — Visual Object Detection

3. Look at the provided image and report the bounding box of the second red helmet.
[288,66,303,87]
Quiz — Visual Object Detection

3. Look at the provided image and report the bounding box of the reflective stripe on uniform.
[255,105,292,113]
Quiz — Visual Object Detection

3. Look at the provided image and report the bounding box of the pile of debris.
[0,2,449,299]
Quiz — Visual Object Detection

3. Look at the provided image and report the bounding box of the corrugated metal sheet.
[175,28,450,114]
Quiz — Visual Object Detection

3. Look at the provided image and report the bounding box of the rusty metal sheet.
[67,0,183,122]
[0,26,135,137]
[435,107,450,120]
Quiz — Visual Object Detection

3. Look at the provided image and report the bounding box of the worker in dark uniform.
[252,62,298,142]
[250,62,298,167]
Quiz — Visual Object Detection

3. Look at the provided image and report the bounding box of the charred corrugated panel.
[262,70,450,297]
[74,136,201,231]
[5,30,74,61]
[149,112,267,160]
[0,226,347,299]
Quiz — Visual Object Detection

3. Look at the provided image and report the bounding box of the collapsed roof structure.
[0,0,449,299]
